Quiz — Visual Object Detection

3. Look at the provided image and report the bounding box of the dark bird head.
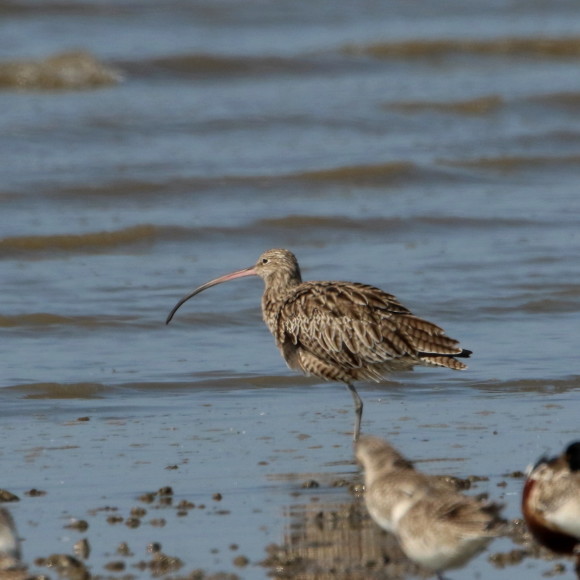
[565,441,580,472]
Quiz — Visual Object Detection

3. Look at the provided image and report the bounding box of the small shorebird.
[522,441,580,577]
[354,435,428,532]
[356,435,504,579]
[0,508,23,575]
[166,249,471,440]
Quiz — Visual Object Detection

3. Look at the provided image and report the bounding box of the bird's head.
[253,248,301,285]
[166,248,301,324]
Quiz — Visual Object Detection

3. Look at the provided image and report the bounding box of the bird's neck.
[260,272,301,336]
[263,269,302,295]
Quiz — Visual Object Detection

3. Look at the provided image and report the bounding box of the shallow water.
[1,0,580,578]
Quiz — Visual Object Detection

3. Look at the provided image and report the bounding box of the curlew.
[356,435,505,579]
[166,248,471,440]
[522,441,580,578]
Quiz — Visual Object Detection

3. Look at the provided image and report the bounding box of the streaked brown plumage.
[166,248,471,440]
[522,442,580,577]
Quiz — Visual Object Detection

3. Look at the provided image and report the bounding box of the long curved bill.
[166,266,257,324]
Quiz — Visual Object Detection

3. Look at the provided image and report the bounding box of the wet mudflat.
[0,375,578,579]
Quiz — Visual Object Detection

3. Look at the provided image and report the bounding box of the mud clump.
[0,51,121,91]
[0,490,19,502]
[35,554,89,580]
[0,51,122,90]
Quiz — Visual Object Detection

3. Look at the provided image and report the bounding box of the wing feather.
[276,282,428,373]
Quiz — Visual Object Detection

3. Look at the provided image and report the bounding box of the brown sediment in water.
[291,161,414,184]
[1,211,538,262]
[0,224,161,257]
[346,37,580,59]
[0,51,121,91]
[17,382,107,400]
[389,95,503,116]
[441,153,580,170]
[121,52,369,81]
[36,157,473,203]
[527,91,580,111]
[435,154,580,181]
[0,313,133,328]
[140,54,325,77]
[257,214,530,233]
[258,215,389,231]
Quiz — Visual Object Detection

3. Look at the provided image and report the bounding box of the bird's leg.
[345,383,363,442]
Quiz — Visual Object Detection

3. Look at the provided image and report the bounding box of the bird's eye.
[262,258,269,264]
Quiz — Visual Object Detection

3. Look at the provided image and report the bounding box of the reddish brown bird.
[166,248,471,440]
[522,442,580,577]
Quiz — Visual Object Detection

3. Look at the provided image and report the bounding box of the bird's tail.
[419,349,472,370]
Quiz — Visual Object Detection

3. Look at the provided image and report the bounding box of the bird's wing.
[276,281,429,370]
[432,492,505,535]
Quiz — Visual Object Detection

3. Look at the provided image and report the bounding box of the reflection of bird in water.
[166,248,471,440]
[356,435,504,579]
[522,441,580,578]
